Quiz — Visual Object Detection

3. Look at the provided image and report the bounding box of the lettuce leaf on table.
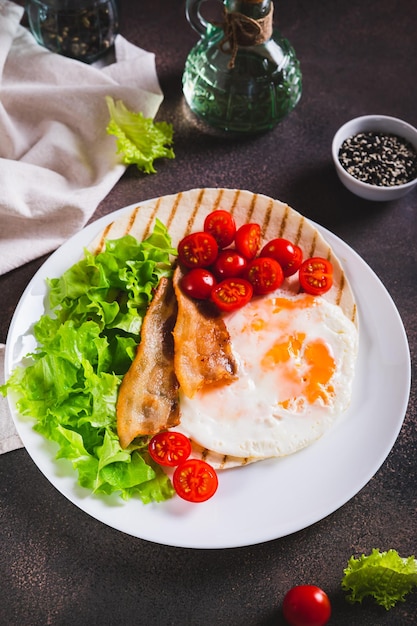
[2,220,177,503]
[106,96,175,174]
[342,548,417,610]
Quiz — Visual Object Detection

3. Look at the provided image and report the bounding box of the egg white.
[178,292,358,459]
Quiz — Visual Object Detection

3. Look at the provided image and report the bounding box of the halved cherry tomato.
[282,585,331,626]
[173,459,218,502]
[180,268,216,300]
[245,257,284,295]
[260,238,303,277]
[234,223,261,260]
[299,257,333,295]
[178,232,219,268]
[212,250,247,279]
[148,431,192,467]
[211,277,253,312]
[204,210,236,248]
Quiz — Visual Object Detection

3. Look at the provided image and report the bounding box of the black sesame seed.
[338,132,417,186]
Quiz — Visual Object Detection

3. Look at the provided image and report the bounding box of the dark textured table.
[1,1,416,624]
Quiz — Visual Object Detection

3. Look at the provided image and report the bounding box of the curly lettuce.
[106,96,175,174]
[2,220,177,503]
[342,548,417,610]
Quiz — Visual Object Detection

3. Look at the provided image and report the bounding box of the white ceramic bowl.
[332,115,417,201]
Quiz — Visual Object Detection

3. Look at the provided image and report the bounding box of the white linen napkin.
[0,343,23,453]
[0,0,164,276]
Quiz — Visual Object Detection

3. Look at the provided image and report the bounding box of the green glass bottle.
[182,0,302,134]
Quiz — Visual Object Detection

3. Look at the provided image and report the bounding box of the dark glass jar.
[26,0,119,63]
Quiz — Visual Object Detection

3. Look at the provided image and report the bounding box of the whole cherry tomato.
[244,256,284,295]
[180,268,216,300]
[299,257,333,295]
[234,223,261,260]
[282,585,331,626]
[148,431,192,467]
[204,210,236,248]
[173,459,218,502]
[260,238,303,277]
[211,277,253,312]
[178,232,218,268]
[212,250,248,279]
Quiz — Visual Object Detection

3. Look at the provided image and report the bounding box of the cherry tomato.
[282,585,331,626]
[212,250,248,279]
[260,238,303,277]
[180,268,216,300]
[173,459,218,502]
[178,232,219,268]
[234,223,261,260]
[299,257,333,295]
[148,431,192,467]
[204,210,236,248]
[211,277,253,312]
[245,257,284,295]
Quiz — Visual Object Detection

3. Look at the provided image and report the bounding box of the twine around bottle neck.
[217,1,274,69]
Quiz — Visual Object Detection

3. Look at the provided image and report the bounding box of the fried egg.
[178,292,358,459]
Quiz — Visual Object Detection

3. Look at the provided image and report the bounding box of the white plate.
[5,204,411,549]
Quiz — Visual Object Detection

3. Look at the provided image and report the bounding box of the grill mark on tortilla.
[294,215,304,246]
[167,193,182,232]
[247,192,257,222]
[261,198,274,235]
[141,197,163,240]
[229,189,243,220]
[336,271,345,306]
[126,205,141,235]
[94,222,114,253]
[228,189,239,216]
[181,189,205,236]
[213,188,225,212]
[352,303,357,325]
[307,228,317,257]
[278,205,289,238]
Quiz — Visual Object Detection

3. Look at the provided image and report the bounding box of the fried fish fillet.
[172,265,238,398]
[116,277,180,449]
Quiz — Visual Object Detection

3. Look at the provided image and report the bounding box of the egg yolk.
[249,296,337,410]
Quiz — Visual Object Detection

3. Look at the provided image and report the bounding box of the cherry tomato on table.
[148,431,192,467]
[178,232,218,268]
[260,238,303,277]
[211,277,253,312]
[173,459,218,502]
[234,223,261,260]
[299,257,333,295]
[204,210,236,248]
[282,585,331,626]
[212,250,248,279]
[180,268,216,300]
[244,256,284,295]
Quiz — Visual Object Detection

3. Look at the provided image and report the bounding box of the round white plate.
[5,204,411,549]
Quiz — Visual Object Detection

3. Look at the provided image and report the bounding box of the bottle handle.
[185,0,211,36]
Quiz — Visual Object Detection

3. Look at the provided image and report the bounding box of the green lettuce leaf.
[2,222,177,504]
[106,96,175,174]
[342,548,417,609]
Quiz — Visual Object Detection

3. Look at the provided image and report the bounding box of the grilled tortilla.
[89,188,358,468]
